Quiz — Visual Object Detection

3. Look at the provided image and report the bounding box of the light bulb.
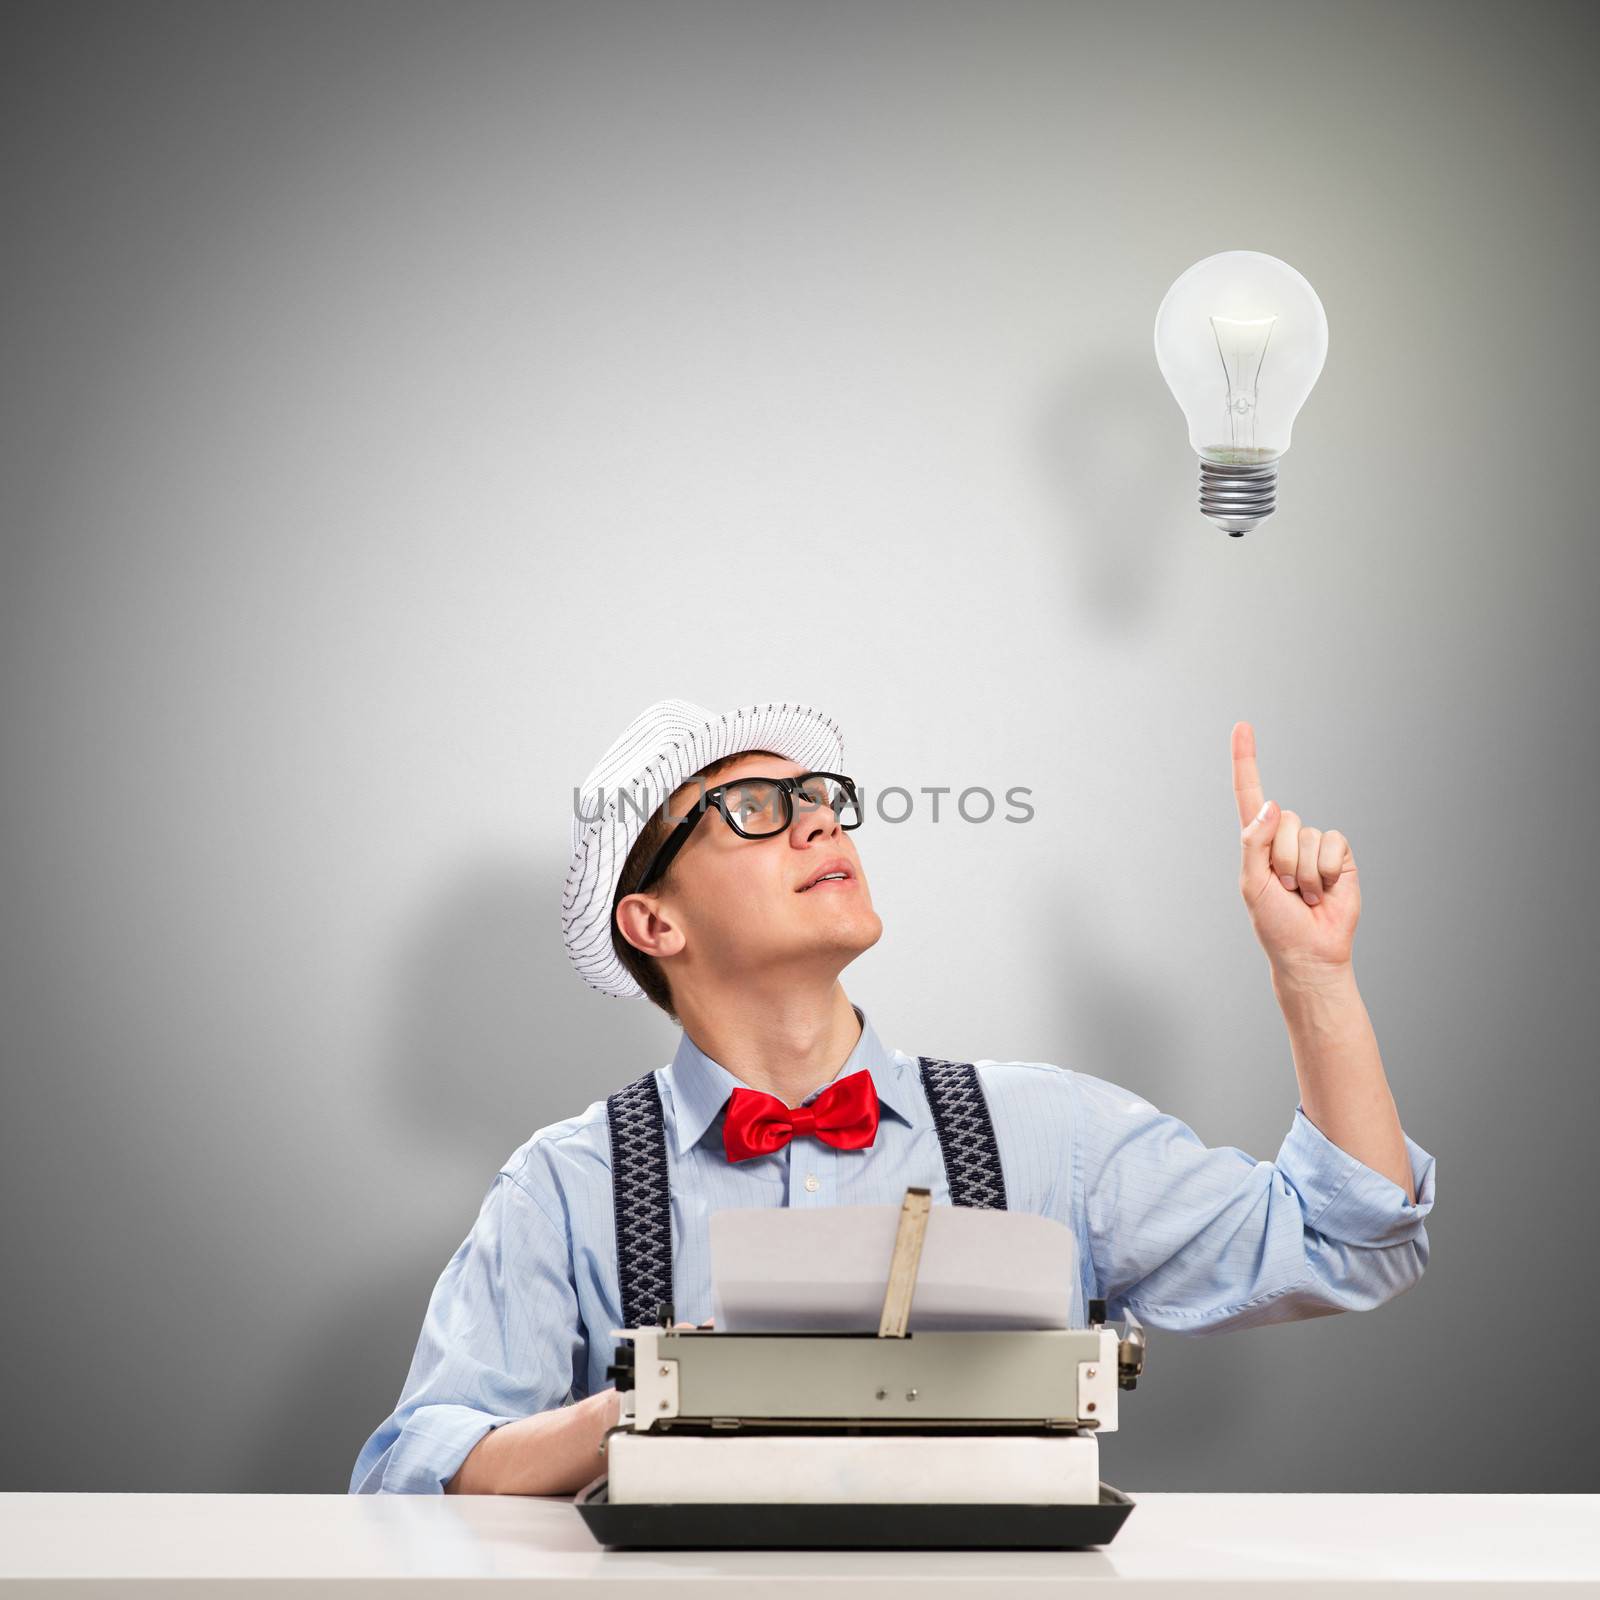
[1153,251,1328,535]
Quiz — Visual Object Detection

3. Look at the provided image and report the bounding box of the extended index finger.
[1231,721,1265,828]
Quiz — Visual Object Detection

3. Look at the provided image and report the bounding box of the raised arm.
[1072,1066,1434,1333]
[1231,720,1414,1196]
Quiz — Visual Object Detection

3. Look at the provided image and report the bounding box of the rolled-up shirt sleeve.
[349,1161,584,1494]
[1071,1070,1435,1335]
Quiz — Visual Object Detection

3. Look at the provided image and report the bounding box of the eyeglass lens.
[721,775,859,836]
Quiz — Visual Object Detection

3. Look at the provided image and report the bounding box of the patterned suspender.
[605,1071,676,1335]
[606,1057,1008,1330]
[915,1056,1010,1211]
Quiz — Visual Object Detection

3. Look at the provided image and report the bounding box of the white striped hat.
[563,698,847,999]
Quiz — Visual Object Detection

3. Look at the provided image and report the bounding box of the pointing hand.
[1232,721,1360,980]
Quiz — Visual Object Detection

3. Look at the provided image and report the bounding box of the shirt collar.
[665,1003,917,1158]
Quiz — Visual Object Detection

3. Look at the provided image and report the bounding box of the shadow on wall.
[1022,860,1268,1487]
[1024,856,1189,1106]
[1027,346,1194,632]
[376,850,666,1164]
[246,850,669,1492]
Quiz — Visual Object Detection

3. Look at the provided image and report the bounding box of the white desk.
[1,1493,1595,1595]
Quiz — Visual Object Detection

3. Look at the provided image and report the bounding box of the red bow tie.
[722,1069,881,1164]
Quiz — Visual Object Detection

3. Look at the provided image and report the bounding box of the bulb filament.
[1209,314,1278,453]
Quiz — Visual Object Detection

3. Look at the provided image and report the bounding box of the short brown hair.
[611,749,785,1022]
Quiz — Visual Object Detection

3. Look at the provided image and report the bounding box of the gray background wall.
[3,0,1595,1494]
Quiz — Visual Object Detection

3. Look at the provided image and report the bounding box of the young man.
[350,697,1435,1496]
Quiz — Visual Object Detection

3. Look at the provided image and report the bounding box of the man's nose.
[794,800,841,843]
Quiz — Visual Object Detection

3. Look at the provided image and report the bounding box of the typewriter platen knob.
[1117,1308,1147,1391]
[605,1340,636,1391]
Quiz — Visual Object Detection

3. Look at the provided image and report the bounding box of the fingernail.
[1305,892,1320,905]
[1255,801,1271,823]
[1280,874,1296,889]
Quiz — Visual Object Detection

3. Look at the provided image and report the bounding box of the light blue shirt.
[350,1004,1435,1494]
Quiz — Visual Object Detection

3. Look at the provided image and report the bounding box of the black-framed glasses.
[615,771,862,917]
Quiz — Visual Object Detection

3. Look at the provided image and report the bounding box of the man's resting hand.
[446,1388,621,1497]
[445,1318,714,1495]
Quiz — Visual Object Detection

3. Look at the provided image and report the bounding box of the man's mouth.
[797,860,855,892]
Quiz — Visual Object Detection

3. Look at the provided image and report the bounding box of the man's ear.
[615,892,686,962]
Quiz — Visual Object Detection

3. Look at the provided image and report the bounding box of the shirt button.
[804,1173,820,1193]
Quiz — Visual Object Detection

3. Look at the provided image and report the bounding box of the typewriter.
[576,1186,1146,1550]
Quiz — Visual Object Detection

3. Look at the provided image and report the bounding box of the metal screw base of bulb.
[1198,455,1279,536]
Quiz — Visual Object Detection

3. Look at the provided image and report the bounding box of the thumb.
[1240,797,1277,890]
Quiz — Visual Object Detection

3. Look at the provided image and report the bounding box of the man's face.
[621,752,883,993]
